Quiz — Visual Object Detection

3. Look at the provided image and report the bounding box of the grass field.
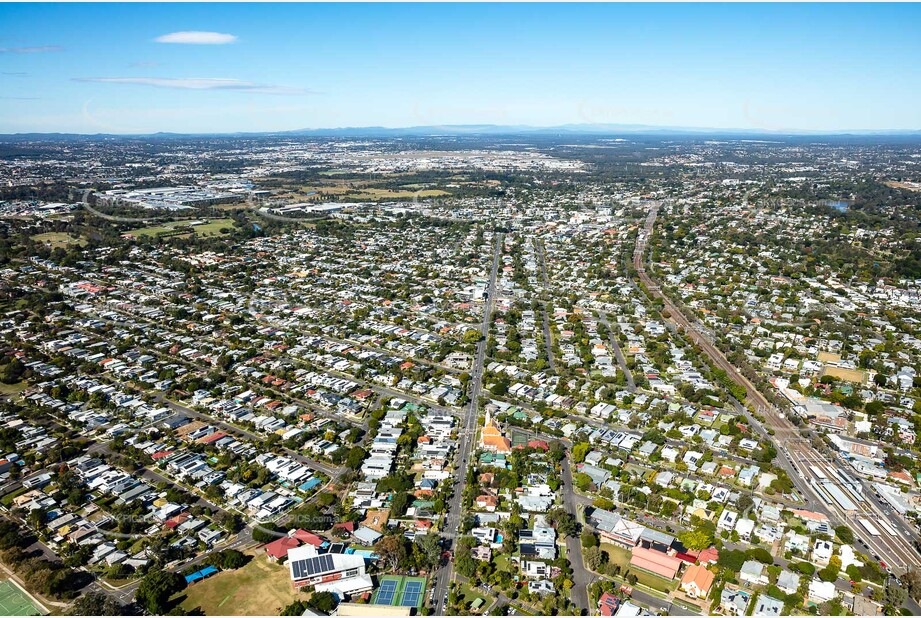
[297,185,350,195]
[30,232,82,249]
[821,365,867,384]
[127,218,235,238]
[0,486,28,508]
[0,382,26,396]
[0,579,44,616]
[173,552,302,615]
[353,188,450,199]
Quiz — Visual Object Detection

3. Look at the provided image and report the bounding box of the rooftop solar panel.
[291,559,308,580]
[292,554,336,580]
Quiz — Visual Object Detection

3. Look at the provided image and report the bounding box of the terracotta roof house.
[680,564,715,598]
[697,547,719,565]
[476,494,499,511]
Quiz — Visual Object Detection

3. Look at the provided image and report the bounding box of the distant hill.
[1,124,919,141]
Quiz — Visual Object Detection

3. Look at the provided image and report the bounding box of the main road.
[433,232,503,615]
[560,456,591,612]
[634,202,920,573]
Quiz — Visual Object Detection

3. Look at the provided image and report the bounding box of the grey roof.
[754,595,784,617]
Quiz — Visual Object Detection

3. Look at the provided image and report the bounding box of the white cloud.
[73,76,309,96]
[0,46,62,54]
[154,31,237,45]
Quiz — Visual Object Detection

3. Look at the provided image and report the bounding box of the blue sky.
[1,3,920,134]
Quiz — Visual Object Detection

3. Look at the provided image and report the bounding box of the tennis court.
[374,578,399,605]
[0,580,44,616]
[372,575,426,609]
[400,579,424,607]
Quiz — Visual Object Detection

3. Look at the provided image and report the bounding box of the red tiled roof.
[264,536,300,559]
[292,530,324,547]
[697,547,719,564]
[197,432,226,444]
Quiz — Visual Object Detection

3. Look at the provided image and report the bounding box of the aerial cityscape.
[1,2,920,618]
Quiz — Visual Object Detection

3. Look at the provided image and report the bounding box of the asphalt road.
[597,311,636,392]
[433,232,502,615]
[534,239,558,373]
[560,456,591,612]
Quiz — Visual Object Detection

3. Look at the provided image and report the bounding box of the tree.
[390,492,410,517]
[584,546,603,571]
[679,527,714,551]
[572,442,591,463]
[136,569,185,615]
[374,534,408,571]
[717,549,748,573]
[573,472,593,492]
[818,555,841,583]
[884,580,907,610]
[209,549,247,570]
[251,523,284,543]
[345,446,367,470]
[736,494,754,513]
[415,533,443,569]
[463,330,482,344]
[581,531,598,548]
[214,511,242,533]
[546,507,578,537]
[834,525,854,545]
[281,601,308,615]
[69,592,124,616]
[592,497,614,510]
[308,591,338,613]
[454,537,477,578]
[748,547,774,565]
[903,568,921,601]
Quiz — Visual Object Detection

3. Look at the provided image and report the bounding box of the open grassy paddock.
[30,232,83,249]
[172,551,301,615]
[352,188,450,200]
[127,218,236,239]
[821,365,867,384]
[0,382,26,396]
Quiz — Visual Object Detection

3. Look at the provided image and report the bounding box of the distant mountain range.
[2,123,920,140]
[284,123,921,137]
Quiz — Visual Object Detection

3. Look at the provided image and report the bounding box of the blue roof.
[184,565,219,584]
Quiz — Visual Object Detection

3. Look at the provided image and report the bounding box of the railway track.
[632,202,921,572]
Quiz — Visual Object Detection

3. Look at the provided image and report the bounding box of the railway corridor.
[634,202,921,573]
